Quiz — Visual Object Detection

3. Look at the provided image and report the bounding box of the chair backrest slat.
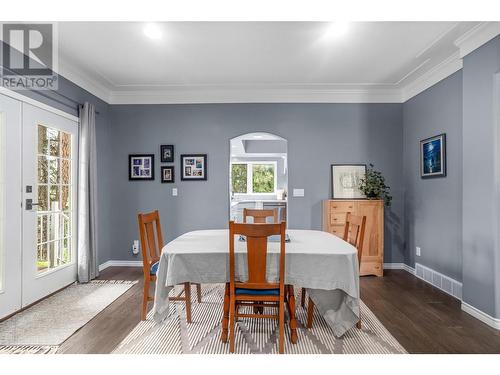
[243,208,279,224]
[343,213,366,268]
[229,221,286,292]
[138,210,163,273]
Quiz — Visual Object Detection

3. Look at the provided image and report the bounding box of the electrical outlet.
[416,246,421,257]
[132,240,139,255]
[293,188,304,197]
[172,188,178,196]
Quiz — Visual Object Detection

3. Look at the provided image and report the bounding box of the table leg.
[221,283,230,342]
[286,285,298,344]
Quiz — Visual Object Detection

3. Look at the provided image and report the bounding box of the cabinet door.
[357,201,383,259]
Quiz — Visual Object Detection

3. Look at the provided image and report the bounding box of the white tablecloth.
[152,229,360,337]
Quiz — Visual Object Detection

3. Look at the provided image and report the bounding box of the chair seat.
[150,261,159,275]
[235,288,280,296]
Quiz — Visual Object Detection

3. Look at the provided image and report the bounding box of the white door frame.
[21,103,79,307]
[0,94,22,319]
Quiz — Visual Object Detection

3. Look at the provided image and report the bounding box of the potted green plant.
[359,164,392,206]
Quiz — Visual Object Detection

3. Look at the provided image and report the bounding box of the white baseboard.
[383,262,415,274]
[461,301,500,330]
[99,260,143,272]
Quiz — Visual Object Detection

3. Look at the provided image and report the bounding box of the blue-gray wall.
[107,104,405,262]
[462,35,500,318]
[403,71,463,281]
[402,35,500,319]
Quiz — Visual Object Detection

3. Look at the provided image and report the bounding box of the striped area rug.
[113,284,407,354]
[0,280,137,354]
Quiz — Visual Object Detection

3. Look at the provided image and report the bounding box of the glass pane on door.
[37,125,73,273]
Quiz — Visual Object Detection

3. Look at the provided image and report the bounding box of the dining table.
[152,229,360,339]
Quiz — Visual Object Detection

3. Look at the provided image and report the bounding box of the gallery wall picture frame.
[129,154,155,181]
[420,133,446,178]
[161,166,175,183]
[180,154,207,181]
[331,164,367,199]
[160,144,175,163]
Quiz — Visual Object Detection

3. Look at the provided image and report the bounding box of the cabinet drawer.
[330,213,347,225]
[330,201,356,212]
[329,225,345,238]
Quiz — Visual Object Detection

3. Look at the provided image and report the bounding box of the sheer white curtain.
[77,102,99,282]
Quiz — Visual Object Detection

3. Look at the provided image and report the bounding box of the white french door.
[22,103,78,306]
[0,94,22,318]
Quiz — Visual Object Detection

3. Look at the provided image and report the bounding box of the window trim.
[231,161,278,196]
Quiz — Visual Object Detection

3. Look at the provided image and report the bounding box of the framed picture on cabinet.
[331,164,366,199]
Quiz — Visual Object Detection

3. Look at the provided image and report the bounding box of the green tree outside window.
[231,164,247,193]
[252,164,274,193]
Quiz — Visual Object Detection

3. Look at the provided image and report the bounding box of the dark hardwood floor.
[57,267,500,354]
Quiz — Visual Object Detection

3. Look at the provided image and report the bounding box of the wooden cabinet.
[322,199,384,277]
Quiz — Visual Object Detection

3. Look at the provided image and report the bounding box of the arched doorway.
[229,132,288,223]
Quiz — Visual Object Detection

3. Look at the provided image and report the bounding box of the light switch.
[172,188,178,196]
[293,188,304,197]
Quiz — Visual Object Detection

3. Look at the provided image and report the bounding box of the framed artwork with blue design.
[420,133,446,178]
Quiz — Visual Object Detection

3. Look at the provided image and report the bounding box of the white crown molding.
[455,22,500,58]
[400,51,463,102]
[109,86,401,104]
[462,301,500,330]
[54,22,500,105]
[57,57,113,103]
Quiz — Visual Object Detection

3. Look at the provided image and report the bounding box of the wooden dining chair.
[137,210,202,321]
[243,208,278,224]
[243,208,280,314]
[222,221,287,354]
[304,212,366,330]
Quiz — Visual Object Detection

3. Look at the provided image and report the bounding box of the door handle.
[25,199,40,210]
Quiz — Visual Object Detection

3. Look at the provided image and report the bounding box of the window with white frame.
[231,161,277,195]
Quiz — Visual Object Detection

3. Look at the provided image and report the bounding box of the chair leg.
[301,288,306,308]
[196,283,202,303]
[307,297,314,329]
[142,278,150,321]
[278,297,285,354]
[184,282,192,324]
[286,285,298,344]
[229,295,236,353]
[221,283,230,342]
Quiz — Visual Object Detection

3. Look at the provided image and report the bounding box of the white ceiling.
[57,21,500,104]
